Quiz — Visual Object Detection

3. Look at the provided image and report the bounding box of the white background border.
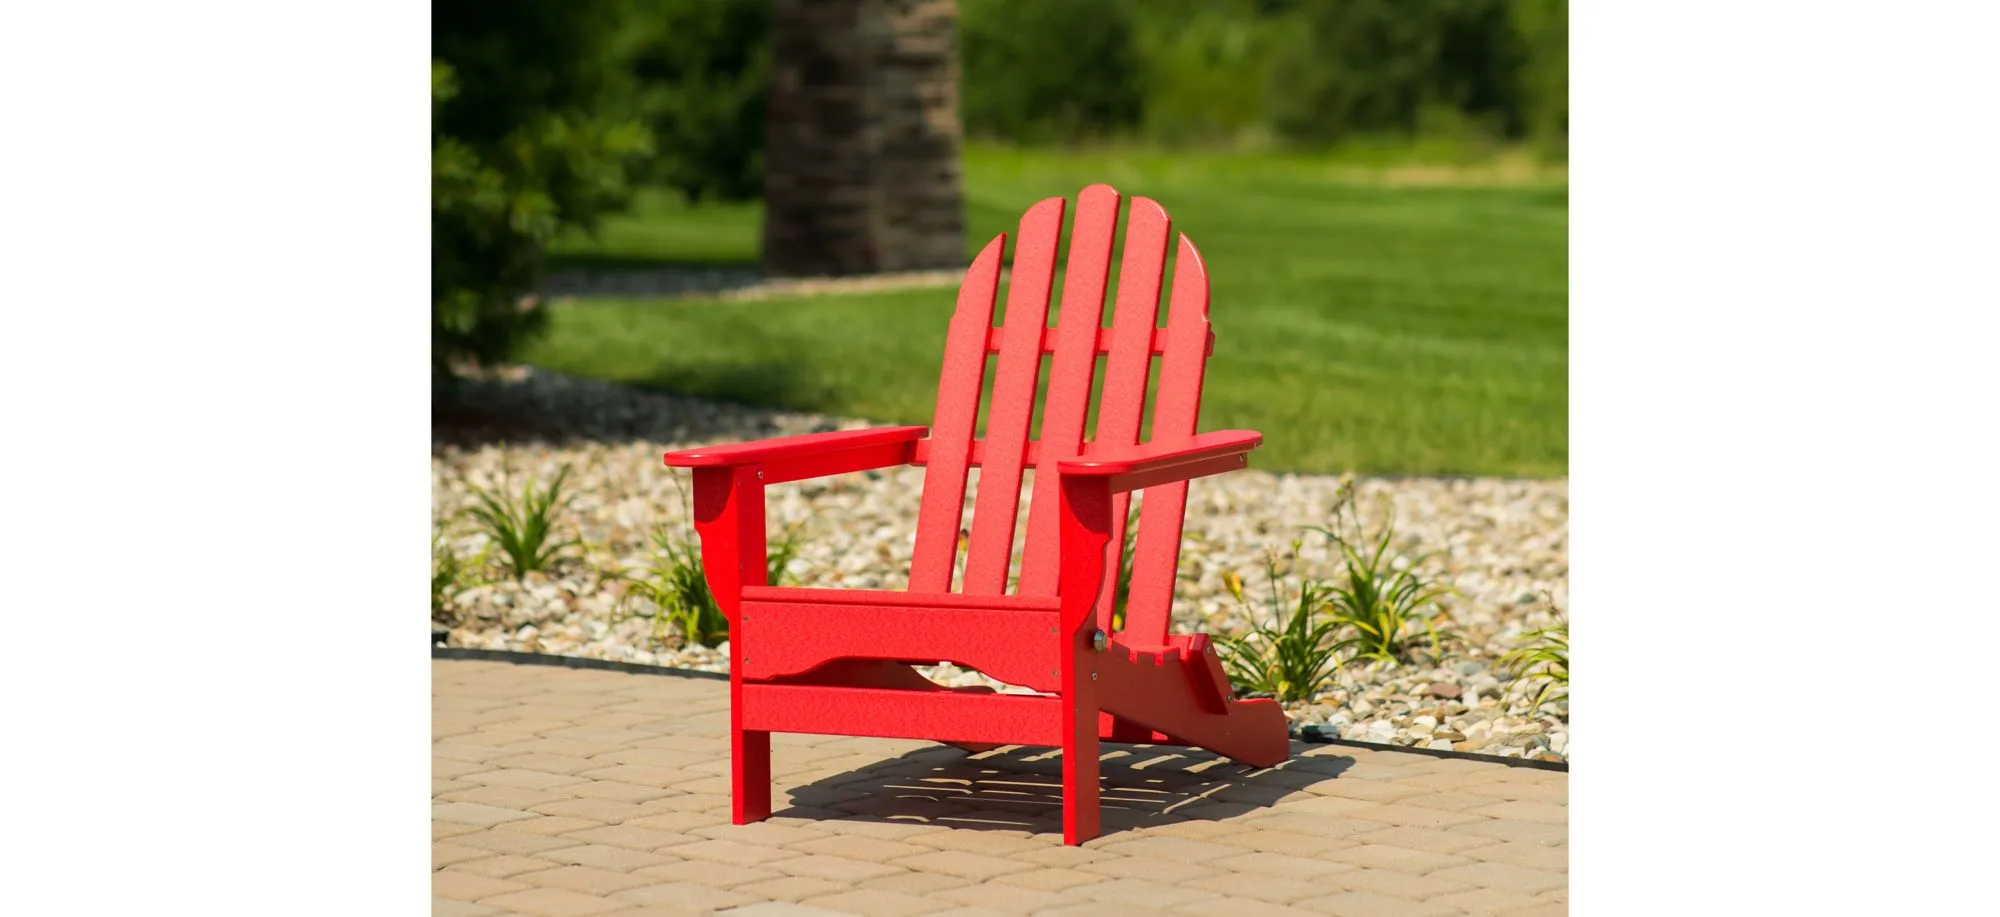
[5,0,1999,912]
[1572,0,1999,911]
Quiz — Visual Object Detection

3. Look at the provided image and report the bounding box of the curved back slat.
[908,237,1006,593]
[1117,235,1212,645]
[1078,195,1174,627]
[909,186,1216,649]
[959,197,1066,595]
[1017,184,1123,597]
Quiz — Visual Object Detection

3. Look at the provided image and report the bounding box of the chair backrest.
[908,184,1215,648]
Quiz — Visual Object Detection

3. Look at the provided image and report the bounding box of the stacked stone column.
[764,0,967,277]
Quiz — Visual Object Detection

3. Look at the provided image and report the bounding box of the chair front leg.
[1058,474,1115,845]
[692,464,771,824]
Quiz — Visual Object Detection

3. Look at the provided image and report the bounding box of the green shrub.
[462,465,580,579]
[1312,479,1453,665]
[960,0,1146,143]
[1213,543,1344,703]
[1507,0,1568,157]
[431,1,652,375]
[1128,1,1291,146]
[623,0,770,203]
[1264,0,1526,147]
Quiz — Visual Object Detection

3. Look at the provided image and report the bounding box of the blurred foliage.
[1266,0,1526,147]
[431,0,1566,370]
[622,0,770,204]
[1507,0,1569,156]
[960,0,1565,154]
[1126,0,1290,146]
[431,0,651,375]
[960,0,1146,144]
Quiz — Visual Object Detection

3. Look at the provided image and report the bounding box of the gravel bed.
[433,367,1569,761]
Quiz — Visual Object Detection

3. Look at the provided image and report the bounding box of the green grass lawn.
[531,146,1567,478]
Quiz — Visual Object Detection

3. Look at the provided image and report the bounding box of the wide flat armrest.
[1059,430,1262,476]
[664,425,929,468]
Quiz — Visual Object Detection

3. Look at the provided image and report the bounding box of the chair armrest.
[664,426,928,470]
[1058,430,1261,492]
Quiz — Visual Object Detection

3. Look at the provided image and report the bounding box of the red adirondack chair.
[662,184,1289,845]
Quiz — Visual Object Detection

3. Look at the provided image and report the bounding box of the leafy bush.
[1500,594,1568,712]
[1264,0,1527,147]
[432,1,652,375]
[462,465,580,579]
[1311,479,1453,665]
[624,523,803,649]
[960,0,1146,143]
[1507,0,1568,157]
[1127,0,1291,146]
[1213,543,1343,703]
[623,0,770,203]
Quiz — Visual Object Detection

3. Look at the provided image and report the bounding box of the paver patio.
[434,658,1567,917]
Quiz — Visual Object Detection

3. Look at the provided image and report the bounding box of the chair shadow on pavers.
[773,741,1352,840]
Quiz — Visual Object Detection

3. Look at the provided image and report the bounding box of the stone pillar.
[763,0,966,277]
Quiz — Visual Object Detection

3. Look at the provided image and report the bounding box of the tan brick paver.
[733,874,853,901]
[433,870,531,901]
[446,854,561,878]
[541,843,677,871]
[1426,887,1551,915]
[636,858,785,888]
[1462,800,1567,826]
[434,658,1566,916]
[482,885,629,915]
[455,829,578,855]
[1180,872,1330,904]
[1175,898,1324,917]
[799,887,950,915]
[516,863,656,894]
[1425,862,1566,896]
[861,871,978,896]
[500,815,605,836]
[432,898,504,917]
[1080,854,1223,883]
[1292,890,1463,916]
[611,881,762,911]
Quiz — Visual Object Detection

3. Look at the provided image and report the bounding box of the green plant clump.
[1500,595,1568,713]
[462,465,580,579]
[625,518,803,649]
[1213,542,1344,703]
[1312,480,1453,665]
[1209,476,1461,703]
[431,526,488,626]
